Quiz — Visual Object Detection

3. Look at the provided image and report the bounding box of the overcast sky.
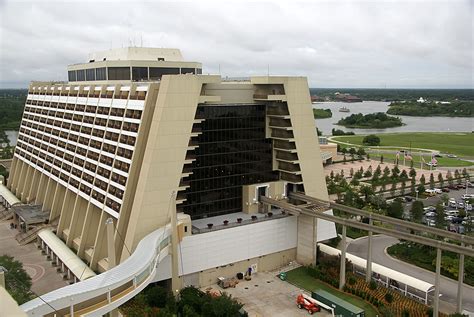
[0,0,472,89]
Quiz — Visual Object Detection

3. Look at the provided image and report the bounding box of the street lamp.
[415,189,419,200]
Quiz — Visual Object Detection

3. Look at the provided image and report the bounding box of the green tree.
[380,155,384,164]
[359,185,374,203]
[454,169,462,184]
[438,173,444,188]
[387,200,403,219]
[348,147,356,155]
[0,255,33,304]
[382,166,391,180]
[357,148,366,156]
[366,153,370,161]
[435,202,446,229]
[391,165,400,179]
[400,180,406,195]
[410,177,416,195]
[364,170,372,178]
[411,200,424,223]
[350,168,354,178]
[400,169,408,180]
[429,173,435,189]
[409,168,416,178]
[390,182,397,197]
[447,170,454,186]
[417,183,426,194]
[362,134,380,146]
[330,170,334,179]
[419,175,426,186]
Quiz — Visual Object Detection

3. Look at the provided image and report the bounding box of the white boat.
[339,106,350,112]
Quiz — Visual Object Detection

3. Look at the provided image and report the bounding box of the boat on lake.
[339,106,350,112]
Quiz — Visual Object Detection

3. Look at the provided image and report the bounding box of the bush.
[384,292,394,303]
[145,285,169,308]
[362,134,381,146]
[402,309,410,317]
[348,275,356,285]
[369,280,377,290]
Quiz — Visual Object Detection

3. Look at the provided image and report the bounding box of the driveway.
[346,235,474,314]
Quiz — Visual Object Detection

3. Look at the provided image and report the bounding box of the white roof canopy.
[319,243,435,293]
[0,184,20,206]
[38,229,96,281]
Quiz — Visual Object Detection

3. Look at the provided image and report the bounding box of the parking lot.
[402,186,473,232]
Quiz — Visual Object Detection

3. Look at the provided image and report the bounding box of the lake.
[313,101,474,135]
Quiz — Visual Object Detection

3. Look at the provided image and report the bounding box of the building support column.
[366,215,373,283]
[106,218,116,269]
[456,242,464,313]
[339,225,346,290]
[434,247,441,316]
[170,191,182,297]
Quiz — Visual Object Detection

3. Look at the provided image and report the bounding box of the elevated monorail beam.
[260,196,474,257]
[289,192,474,246]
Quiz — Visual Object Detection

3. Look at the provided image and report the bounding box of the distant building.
[417,97,426,103]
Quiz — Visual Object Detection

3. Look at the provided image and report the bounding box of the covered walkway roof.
[0,184,20,207]
[319,243,435,294]
[13,204,49,225]
[38,229,96,281]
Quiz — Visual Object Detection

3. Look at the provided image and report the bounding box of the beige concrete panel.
[203,83,255,104]
[296,215,317,265]
[18,164,33,202]
[34,173,47,205]
[8,158,22,191]
[78,204,101,258]
[197,248,296,288]
[42,178,56,213]
[14,161,27,196]
[67,196,88,247]
[57,189,75,238]
[26,170,40,202]
[91,211,108,270]
[49,182,65,221]
[124,75,208,253]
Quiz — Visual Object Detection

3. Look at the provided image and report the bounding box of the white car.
[461,194,474,200]
[434,188,442,194]
[425,212,436,217]
[458,202,464,209]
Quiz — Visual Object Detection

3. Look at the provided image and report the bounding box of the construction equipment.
[296,293,320,315]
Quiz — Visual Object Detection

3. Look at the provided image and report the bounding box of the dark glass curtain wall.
[181,104,278,219]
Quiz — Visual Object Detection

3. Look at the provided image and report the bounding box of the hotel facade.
[7,47,335,288]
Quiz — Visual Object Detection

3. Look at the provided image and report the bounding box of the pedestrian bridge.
[21,224,172,317]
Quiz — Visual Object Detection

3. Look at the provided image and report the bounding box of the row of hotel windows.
[23,106,140,133]
[29,87,147,100]
[19,123,133,174]
[15,147,125,213]
[68,66,202,82]
[25,102,142,120]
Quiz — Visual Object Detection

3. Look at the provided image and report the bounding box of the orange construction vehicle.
[296,293,320,314]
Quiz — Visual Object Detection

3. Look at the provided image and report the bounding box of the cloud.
[0,0,472,88]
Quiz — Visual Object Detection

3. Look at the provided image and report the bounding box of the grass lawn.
[286,267,379,317]
[332,132,474,158]
[369,152,473,167]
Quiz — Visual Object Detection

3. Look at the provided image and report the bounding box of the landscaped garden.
[285,252,450,317]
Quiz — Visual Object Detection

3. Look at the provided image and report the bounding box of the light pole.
[415,189,419,200]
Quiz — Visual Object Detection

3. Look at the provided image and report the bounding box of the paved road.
[347,235,474,314]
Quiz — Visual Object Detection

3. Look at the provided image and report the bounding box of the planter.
[223,220,229,225]
[237,218,243,223]
[251,215,258,221]
[207,223,213,229]
[268,212,273,217]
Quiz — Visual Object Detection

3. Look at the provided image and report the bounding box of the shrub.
[369,280,377,290]
[363,134,380,146]
[384,292,394,303]
[348,275,356,285]
[402,309,410,317]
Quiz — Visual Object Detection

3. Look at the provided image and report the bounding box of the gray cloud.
[0,0,472,88]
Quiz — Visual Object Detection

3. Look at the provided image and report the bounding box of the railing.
[21,224,172,316]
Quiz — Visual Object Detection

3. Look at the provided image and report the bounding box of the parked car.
[447,154,457,158]
[404,196,413,202]
[461,194,474,200]
[441,187,450,193]
[425,211,436,217]
[434,188,442,194]
[451,217,463,224]
[458,202,464,209]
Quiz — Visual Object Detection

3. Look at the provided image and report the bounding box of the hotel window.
[149,67,179,80]
[108,67,131,80]
[196,68,202,74]
[86,68,95,81]
[76,70,86,81]
[96,67,106,80]
[68,70,77,82]
[132,67,148,81]
[180,68,195,74]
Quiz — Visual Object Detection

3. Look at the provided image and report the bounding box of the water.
[5,130,18,146]
[314,101,474,135]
